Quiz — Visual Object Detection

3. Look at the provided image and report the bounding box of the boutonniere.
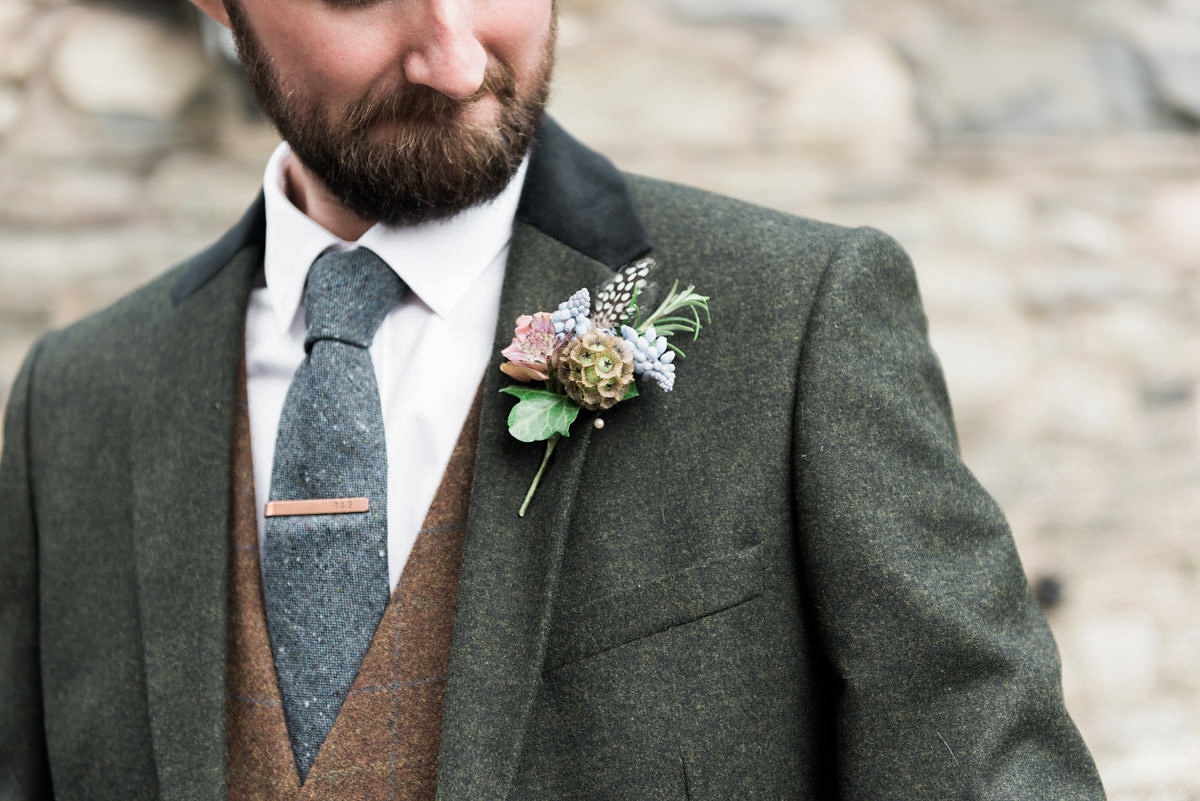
[499,258,710,516]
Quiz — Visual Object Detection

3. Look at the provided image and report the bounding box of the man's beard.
[225,1,553,226]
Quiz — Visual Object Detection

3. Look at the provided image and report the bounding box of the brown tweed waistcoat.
[225,371,481,801]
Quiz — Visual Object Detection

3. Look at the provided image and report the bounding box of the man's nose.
[401,0,488,99]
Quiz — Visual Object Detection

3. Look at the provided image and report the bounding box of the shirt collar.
[261,141,528,332]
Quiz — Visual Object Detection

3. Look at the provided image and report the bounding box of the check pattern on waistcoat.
[226,366,481,800]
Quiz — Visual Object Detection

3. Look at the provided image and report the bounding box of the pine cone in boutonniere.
[498,257,710,516]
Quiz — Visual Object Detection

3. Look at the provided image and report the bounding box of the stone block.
[0,163,141,226]
[557,0,618,12]
[672,0,842,29]
[926,315,1035,428]
[911,246,1018,316]
[49,6,209,120]
[1031,361,1141,446]
[1164,0,1200,21]
[760,32,921,167]
[1093,37,1167,130]
[0,1,37,82]
[1047,207,1127,257]
[1134,15,1200,121]
[802,194,940,251]
[0,85,22,138]
[1141,182,1200,267]
[903,25,1118,135]
[626,153,840,217]
[6,79,187,166]
[549,27,758,155]
[0,224,217,302]
[1161,620,1200,693]
[1073,613,1160,700]
[931,182,1035,252]
[1085,700,1200,800]
[1019,261,1143,312]
[1081,304,1190,371]
[146,153,266,225]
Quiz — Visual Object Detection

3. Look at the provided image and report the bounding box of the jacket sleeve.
[1,338,54,801]
[792,227,1105,799]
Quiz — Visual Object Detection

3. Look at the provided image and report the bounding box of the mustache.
[342,61,518,135]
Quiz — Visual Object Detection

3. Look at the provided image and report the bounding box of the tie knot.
[304,248,407,350]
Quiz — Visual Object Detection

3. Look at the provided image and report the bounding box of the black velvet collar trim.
[515,117,651,269]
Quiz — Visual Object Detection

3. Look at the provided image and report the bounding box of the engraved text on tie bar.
[264,498,370,517]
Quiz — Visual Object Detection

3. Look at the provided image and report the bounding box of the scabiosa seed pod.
[553,331,635,410]
[550,288,592,340]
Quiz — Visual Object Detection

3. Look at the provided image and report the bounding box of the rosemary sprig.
[636,281,711,340]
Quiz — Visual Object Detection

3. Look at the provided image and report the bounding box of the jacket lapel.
[436,119,652,800]
[132,201,264,801]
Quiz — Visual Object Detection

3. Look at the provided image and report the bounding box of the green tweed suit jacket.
[1,119,1103,800]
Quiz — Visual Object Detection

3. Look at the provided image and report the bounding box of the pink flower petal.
[512,314,535,338]
[500,361,549,382]
[501,340,527,362]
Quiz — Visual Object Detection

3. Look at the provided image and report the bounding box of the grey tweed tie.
[262,247,405,780]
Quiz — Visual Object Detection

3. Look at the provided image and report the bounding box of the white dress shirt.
[245,142,527,590]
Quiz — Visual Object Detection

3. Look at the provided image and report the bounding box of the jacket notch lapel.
[435,224,619,801]
[131,245,259,801]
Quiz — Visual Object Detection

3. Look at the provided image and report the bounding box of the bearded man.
[0,1,1106,799]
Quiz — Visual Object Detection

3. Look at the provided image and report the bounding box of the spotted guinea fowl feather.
[593,257,654,331]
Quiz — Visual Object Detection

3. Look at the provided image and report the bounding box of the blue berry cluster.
[621,325,676,392]
[551,288,592,340]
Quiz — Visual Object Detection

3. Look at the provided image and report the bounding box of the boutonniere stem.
[520,434,559,518]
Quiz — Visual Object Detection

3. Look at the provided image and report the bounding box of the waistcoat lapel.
[226,367,298,798]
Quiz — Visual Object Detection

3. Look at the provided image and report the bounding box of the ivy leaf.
[499,387,581,442]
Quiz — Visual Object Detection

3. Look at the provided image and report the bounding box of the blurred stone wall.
[2,0,1199,797]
